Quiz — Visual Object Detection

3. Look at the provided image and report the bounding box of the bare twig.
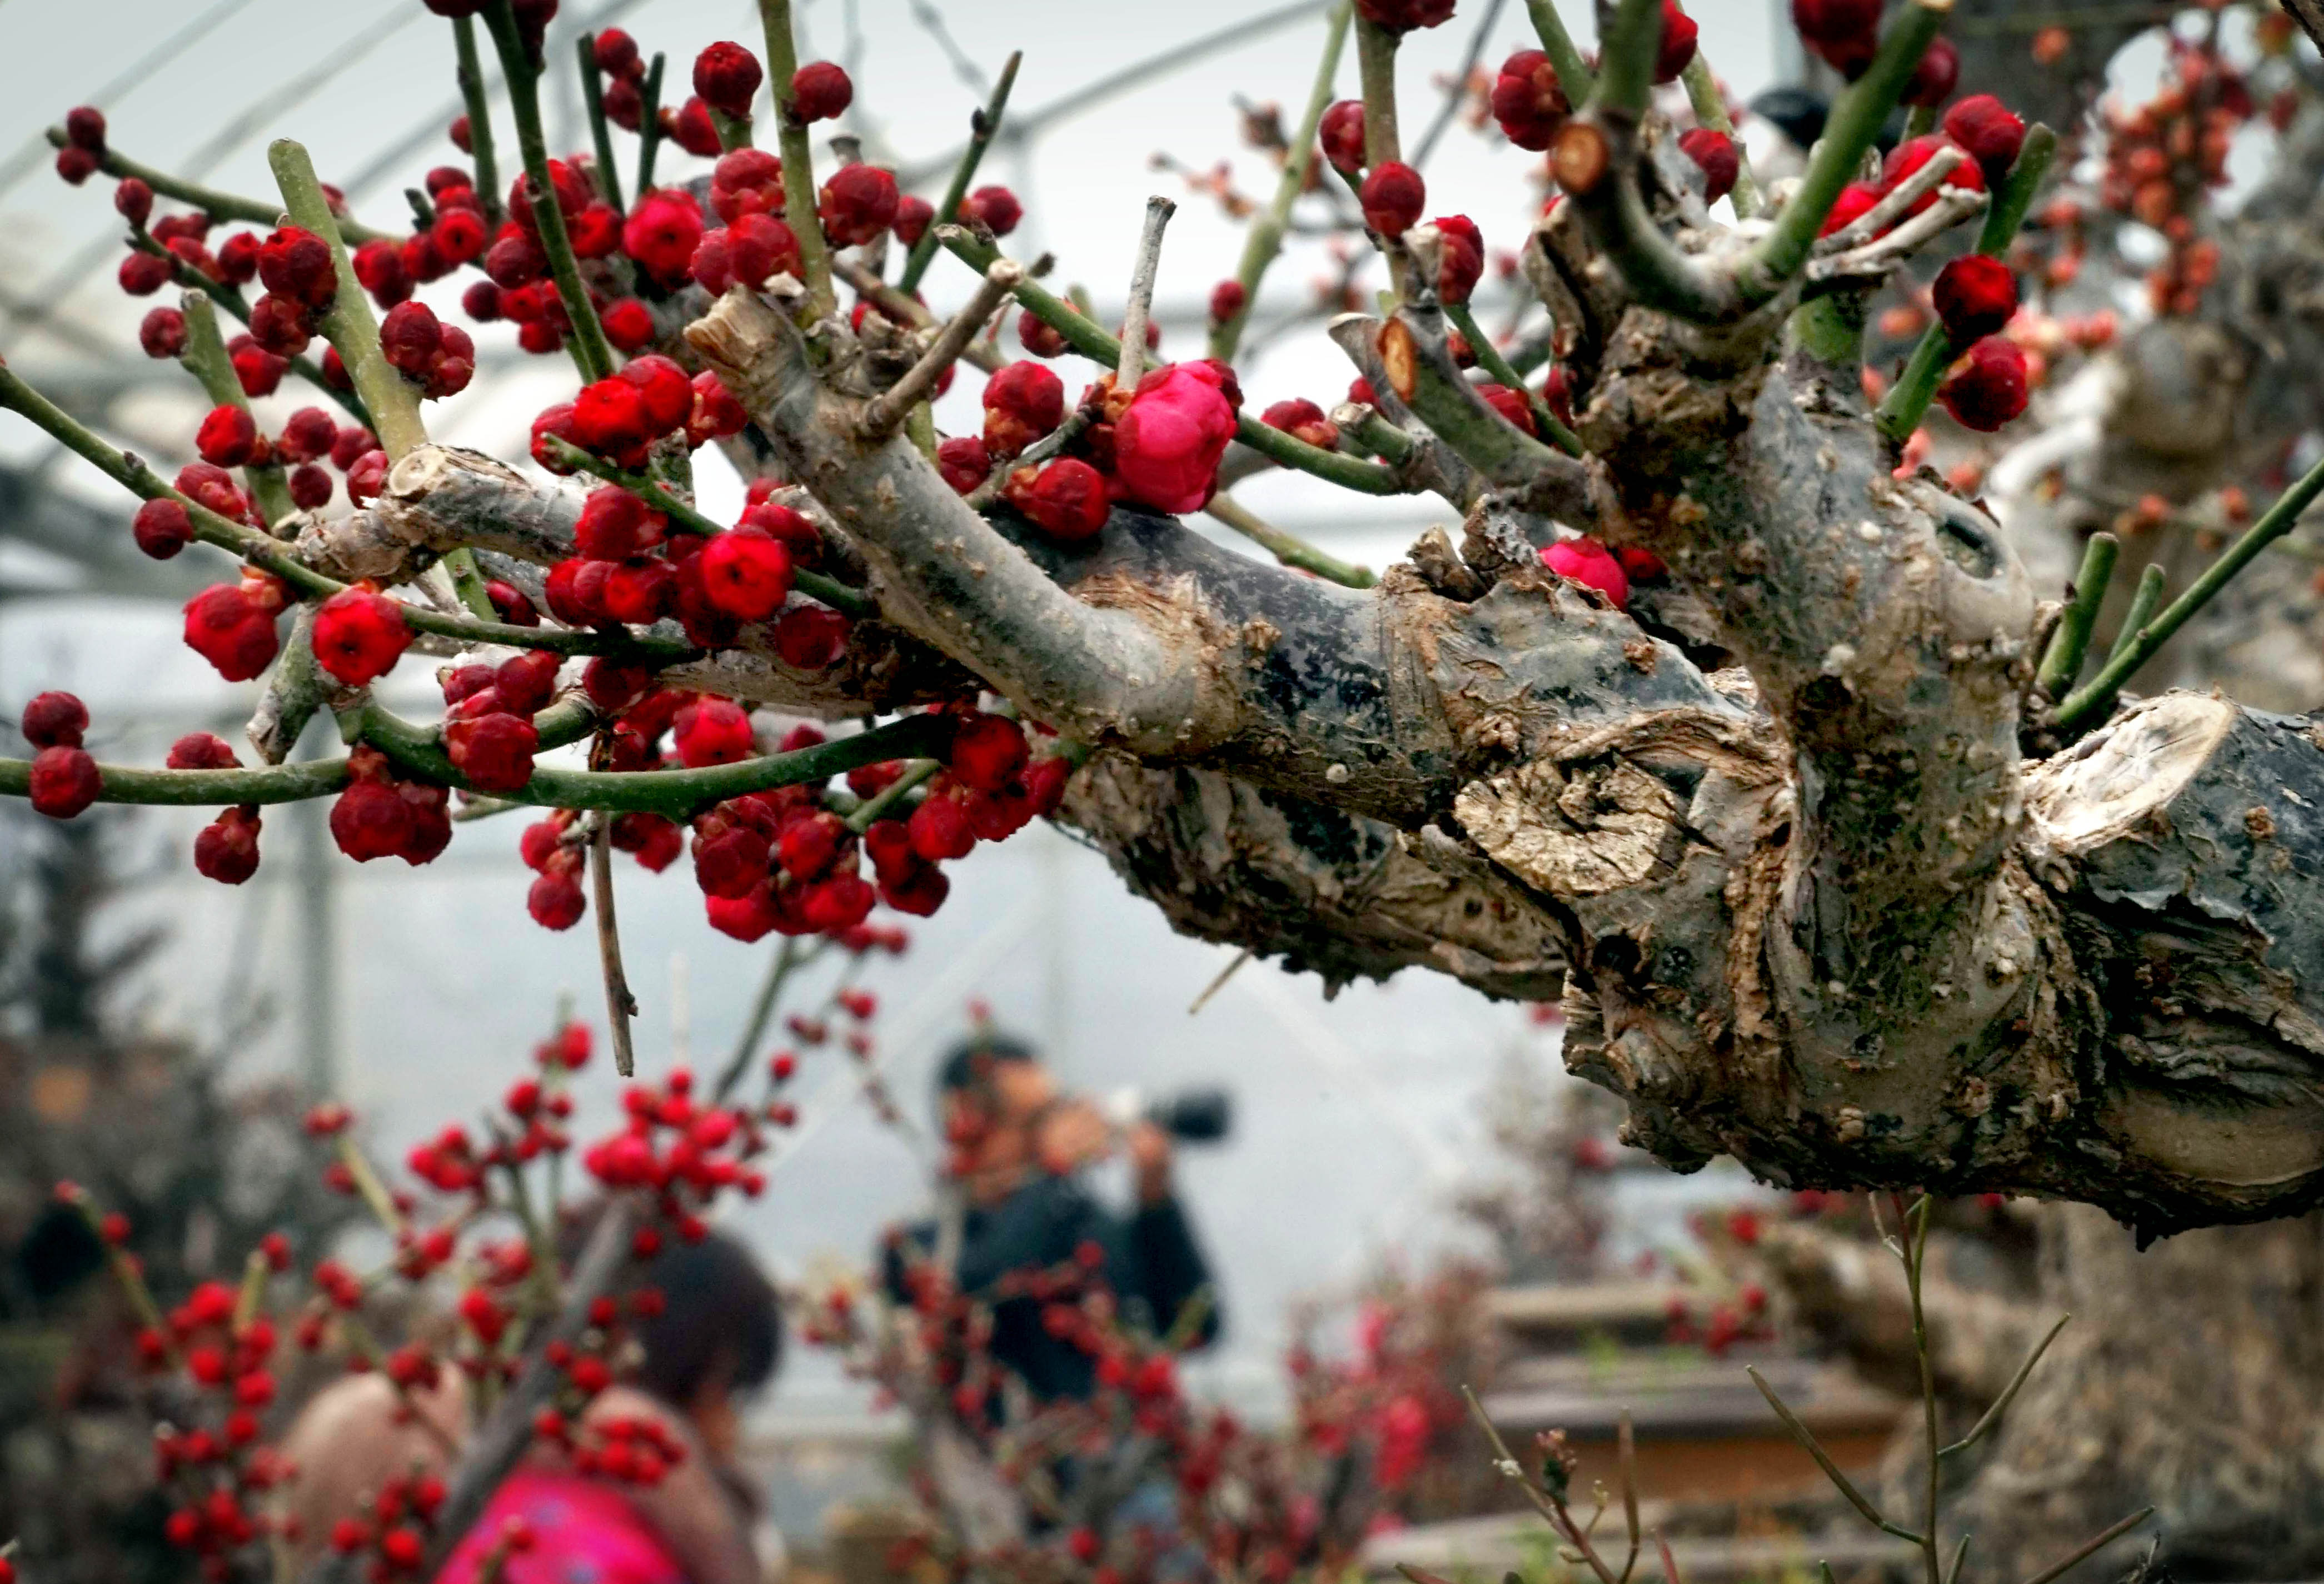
[861,260,1023,437]
[1203,493,1375,587]
[1941,1313,2072,1458]
[1117,196,1176,391]
[590,813,637,1078]
[2017,1507,2156,1584]
[1814,145,1967,253]
[1746,1366,1923,1544]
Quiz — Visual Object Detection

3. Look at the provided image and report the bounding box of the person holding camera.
[881,1030,1223,1406]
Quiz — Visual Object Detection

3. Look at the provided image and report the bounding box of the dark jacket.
[885,1174,1221,1403]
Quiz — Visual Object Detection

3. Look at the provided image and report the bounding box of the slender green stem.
[1906,1198,1943,1584]
[0,753,351,808]
[1211,6,1349,363]
[758,0,837,313]
[1592,0,1663,116]
[1447,300,1581,455]
[712,107,755,152]
[716,937,819,1102]
[1740,0,1950,304]
[1747,1366,1924,1546]
[1339,405,1417,462]
[635,53,668,197]
[938,228,1405,496]
[1904,103,1939,141]
[578,33,625,212]
[899,51,1022,295]
[178,291,295,526]
[845,757,941,831]
[2104,563,2166,668]
[453,16,506,226]
[1941,1313,2071,1459]
[44,126,387,243]
[542,438,876,617]
[1679,54,1759,218]
[2056,449,2324,729]
[480,1,617,383]
[2035,534,2119,700]
[354,705,952,818]
[2018,1509,2155,1584]
[1941,1534,1970,1584]
[1354,16,1402,167]
[1522,0,1594,103]
[1874,125,2057,444]
[1204,494,1374,587]
[268,141,427,459]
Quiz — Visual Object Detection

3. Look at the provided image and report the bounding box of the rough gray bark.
[661,224,2324,1234]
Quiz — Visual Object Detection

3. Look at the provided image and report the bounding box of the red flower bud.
[595,29,642,78]
[711,148,785,223]
[692,41,764,119]
[1359,161,1425,237]
[1881,134,1984,218]
[1931,255,2019,343]
[21,691,88,749]
[772,606,850,669]
[791,61,853,122]
[195,405,258,468]
[1792,0,1881,74]
[957,185,1022,236]
[936,435,990,494]
[311,586,412,685]
[114,177,153,227]
[698,526,795,620]
[1490,51,1570,151]
[672,698,756,768]
[1942,95,2026,177]
[64,106,107,153]
[1678,129,1739,204]
[1818,181,1881,237]
[1427,213,1483,302]
[623,188,706,284]
[949,714,1028,794]
[446,712,540,793]
[133,499,193,560]
[601,297,655,350]
[1009,457,1110,541]
[1902,37,1959,108]
[1654,1,1699,84]
[1354,0,1454,33]
[1541,537,1630,609]
[29,746,100,819]
[1261,397,1339,451]
[819,164,900,247]
[257,226,337,310]
[1937,335,2029,432]
[1113,362,1238,514]
[982,361,1066,459]
[1319,100,1368,175]
[194,807,263,884]
[182,584,280,681]
[138,306,187,358]
[117,251,172,296]
[892,193,935,246]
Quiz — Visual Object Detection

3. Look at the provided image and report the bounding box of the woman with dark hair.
[281,1218,786,1583]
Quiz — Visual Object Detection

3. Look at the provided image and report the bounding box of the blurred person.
[882,1030,1222,1405]
[282,1221,785,1583]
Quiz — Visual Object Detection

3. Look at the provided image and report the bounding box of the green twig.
[578,33,625,212]
[1211,5,1350,363]
[480,0,617,383]
[453,16,506,225]
[899,51,1022,295]
[1941,1313,2071,1459]
[1591,0,1663,116]
[635,53,667,197]
[44,126,387,243]
[1523,0,1594,104]
[1747,1366,1924,1545]
[2035,532,2118,700]
[1446,299,1582,455]
[1740,0,1951,304]
[542,437,876,617]
[268,140,427,459]
[937,227,1406,496]
[2104,563,2166,667]
[758,0,837,313]
[2056,449,2324,729]
[177,290,295,527]
[716,937,824,1102]
[2018,1509,2155,1584]
[1354,14,1402,166]
[1204,494,1374,587]
[844,758,941,832]
[1875,125,2058,444]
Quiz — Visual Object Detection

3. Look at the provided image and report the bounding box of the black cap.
[934,1030,1040,1097]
